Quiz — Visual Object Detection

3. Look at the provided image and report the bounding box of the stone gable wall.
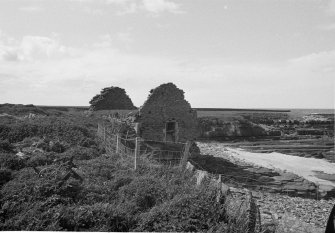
[89,86,136,110]
[137,83,199,142]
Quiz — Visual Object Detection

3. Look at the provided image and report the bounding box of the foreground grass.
[0,113,252,232]
[1,151,251,231]
[0,113,324,232]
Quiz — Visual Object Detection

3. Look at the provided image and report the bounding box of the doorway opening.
[165,121,178,142]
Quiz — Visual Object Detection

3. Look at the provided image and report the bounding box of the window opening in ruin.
[165,121,178,142]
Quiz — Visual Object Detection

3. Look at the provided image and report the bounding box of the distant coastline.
[26,105,335,114]
[36,106,292,112]
[193,108,291,112]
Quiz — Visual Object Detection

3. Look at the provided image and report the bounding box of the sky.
[0,0,334,109]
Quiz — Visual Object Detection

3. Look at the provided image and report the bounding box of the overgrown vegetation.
[0,154,253,231]
[0,107,304,232]
[0,110,254,232]
[0,103,48,116]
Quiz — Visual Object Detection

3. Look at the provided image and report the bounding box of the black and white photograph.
[0,0,334,232]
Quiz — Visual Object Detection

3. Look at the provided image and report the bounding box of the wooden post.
[134,137,139,170]
[103,126,106,142]
[180,141,192,171]
[116,134,119,153]
[216,174,223,203]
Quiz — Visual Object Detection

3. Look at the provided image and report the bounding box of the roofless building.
[135,83,199,143]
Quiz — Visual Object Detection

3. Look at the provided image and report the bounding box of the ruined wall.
[137,83,199,142]
[89,86,136,111]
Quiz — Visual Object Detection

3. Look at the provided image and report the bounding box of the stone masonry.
[136,83,199,142]
[89,86,136,111]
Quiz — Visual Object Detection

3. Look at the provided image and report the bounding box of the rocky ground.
[194,141,335,232]
[255,191,333,231]
[229,188,333,232]
[189,160,334,232]
[197,142,335,197]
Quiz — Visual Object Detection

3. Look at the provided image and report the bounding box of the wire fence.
[98,122,323,199]
[97,123,188,169]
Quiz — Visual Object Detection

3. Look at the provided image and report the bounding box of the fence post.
[180,141,192,171]
[216,174,223,203]
[103,126,106,142]
[134,137,139,170]
[116,134,119,153]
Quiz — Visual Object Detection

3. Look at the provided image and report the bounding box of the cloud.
[116,32,133,45]
[288,50,335,74]
[141,0,183,14]
[0,32,334,108]
[19,6,44,12]
[318,23,335,30]
[321,0,335,16]
[1,49,19,62]
[75,0,184,15]
[82,6,104,15]
[20,36,74,60]
[110,0,138,15]
[0,35,79,62]
[329,0,335,15]
[93,32,132,49]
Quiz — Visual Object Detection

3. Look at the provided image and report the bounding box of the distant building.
[135,83,199,142]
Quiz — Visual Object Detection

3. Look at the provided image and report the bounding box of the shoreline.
[197,142,335,193]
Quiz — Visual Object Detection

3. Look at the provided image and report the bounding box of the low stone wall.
[185,161,334,230]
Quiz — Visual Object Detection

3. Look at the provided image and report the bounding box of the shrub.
[0,139,14,153]
[26,153,55,167]
[57,181,84,200]
[118,177,167,213]
[106,209,130,232]
[48,141,65,153]
[0,117,95,145]
[0,168,13,186]
[32,176,83,201]
[0,153,27,170]
[0,201,64,231]
[79,138,97,148]
[57,203,125,231]
[135,187,226,232]
[61,146,100,161]
[6,123,39,142]
[35,138,49,151]
[111,176,133,191]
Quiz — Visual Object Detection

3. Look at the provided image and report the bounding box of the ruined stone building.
[135,83,199,142]
[89,86,136,111]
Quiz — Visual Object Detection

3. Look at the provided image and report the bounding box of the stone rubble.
[223,180,334,232]
[191,142,335,232]
[259,192,333,231]
[188,161,334,231]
